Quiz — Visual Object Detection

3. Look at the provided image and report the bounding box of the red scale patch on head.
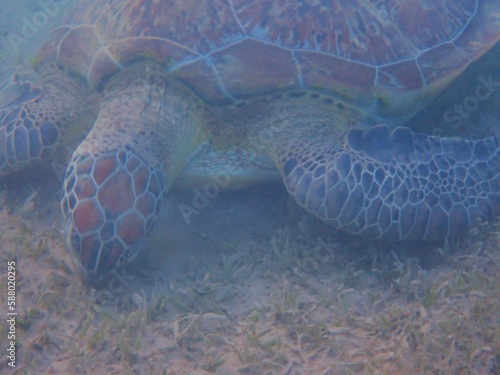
[98,168,135,215]
[74,176,97,199]
[76,157,95,175]
[73,200,104,234]
[135,194,154,219]
[116,212,145,246]
[126,156,141,172]
[133,166,150,195]
[93,155,119,184]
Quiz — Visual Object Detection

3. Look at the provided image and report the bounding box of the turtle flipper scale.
[282,125,500,240]
[0,63,89,176]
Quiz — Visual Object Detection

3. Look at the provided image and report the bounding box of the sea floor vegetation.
[0,170,498,375]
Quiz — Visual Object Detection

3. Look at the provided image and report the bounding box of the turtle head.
[62,148,165,286]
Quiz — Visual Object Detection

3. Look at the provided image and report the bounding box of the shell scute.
[90,37,199,88]
[35,0,500,117]
[295,50,376,108]
[59,25,102,79]
[208,38,300,99]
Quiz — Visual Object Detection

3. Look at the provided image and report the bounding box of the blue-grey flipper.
[282,125,500,240]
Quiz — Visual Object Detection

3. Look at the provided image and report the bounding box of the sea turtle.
[0,0,499,285]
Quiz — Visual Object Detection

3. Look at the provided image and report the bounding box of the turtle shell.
[35,0,500,119]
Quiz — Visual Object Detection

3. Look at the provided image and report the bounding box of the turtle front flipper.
[0,63,90,176]
[62,63,203,285]
[280,124,500,240]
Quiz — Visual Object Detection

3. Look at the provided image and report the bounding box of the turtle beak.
[64,221,112,287]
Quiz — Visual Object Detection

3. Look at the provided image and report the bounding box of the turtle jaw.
[61,148,165,286]
[64,221,145,287]
[65,223,145,287]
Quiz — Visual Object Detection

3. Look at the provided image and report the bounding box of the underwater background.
[0,1,499,374]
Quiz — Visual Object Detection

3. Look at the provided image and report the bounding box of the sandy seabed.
[0,165,499,375]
